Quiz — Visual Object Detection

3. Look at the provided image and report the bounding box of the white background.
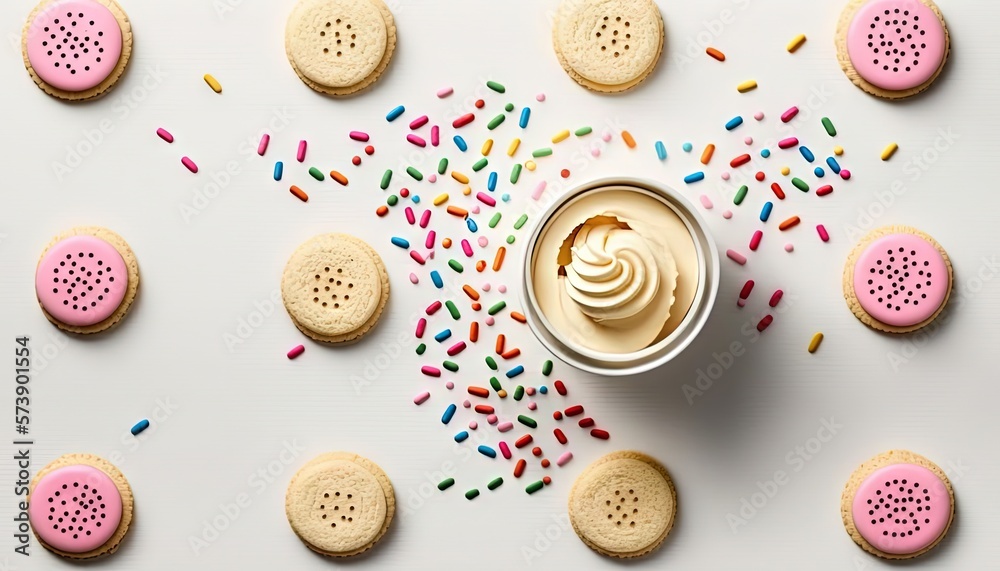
[1,0,998,569]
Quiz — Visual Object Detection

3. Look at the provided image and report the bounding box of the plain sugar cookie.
[285,0,396,96]
[835,0,949,98]
[841,450,955,559]
[552,0,664,93]
[285,452,395,557]
[35,226,140,334]
[28,454,134,560]
[281,233,389,343]
[568,451,676,558]
[22,0,133,101]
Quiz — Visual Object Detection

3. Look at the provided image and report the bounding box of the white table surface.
[1,0,999,568]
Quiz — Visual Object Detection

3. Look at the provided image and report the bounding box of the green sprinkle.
[513,385,525,401]
[416,343,426,355]
[380,169,392,190]
[510,163,522,184]
[487,114,506,130]
[792,177,810,192]
[387,195,398,206]
[438,478,455,491]
[506,235,515,244]
[448,259,464,273]
[504,103,515,112]
[489,213,502,228]
[574,126,593,137]
[821,117,837,137]
[486,81,506,93]
[486,356,499,371]
[532,147,553,158]
[406,166,423,181]
[308,167,325,181]
[488,477,504,491]
[489,376,502,391]
[734,185,749,205]
[525,480,544,495]
[446,300,461,320]
[514,214,528,230]
[488,301,507,315]
[542,360,553,376]
[437,158,449,175]
[465,488,480,500]
[472,158,489,172]
[517,414,537,428]
[443,360,459,372]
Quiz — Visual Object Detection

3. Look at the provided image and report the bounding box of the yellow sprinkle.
[433,193,449,206]
[552,130,571,144]
[524,160,536,171]
[203,74,222,94]
[780,166,791,176]
[737,80,758,93]
[786,34,807,53]
[834,146,844,156]
[497,389,508,398]
[507,138,521,157]
[807,332,824,353]
[451,171,470,184]
[462,185,472,196]
[880,143,899,161]
[481,138,494,156]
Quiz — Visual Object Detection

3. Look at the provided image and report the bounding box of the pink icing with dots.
[847,0,946,91]
[26,0,123,92]
[852,463,950,555]
[35,235,128,327]
[853,233,947,327]
[28,465,122,553]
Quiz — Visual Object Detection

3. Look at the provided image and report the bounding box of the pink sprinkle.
[721,172,731,181]
[425,230,437,249]
[780,106,800,123]
[840,169,852,180]
[156,128,174,143]
[428,174,437,183]
[470,205,480,214]
[421,365,440,377]
[485,317,495,326]
[699,195,714,209]
[816,185,833,197]
[591,147,601,158]
[526,387,536,396]
[426,250,435,260]
[426,300,442,315]
[531,181,547,201]
[778,137,799,149]
[405,207,416,225]
[407,134,427,147]
[477,192,497,207]
[754,111,765,121]
[481,283,491,292]
[601,131,612,142]
[536,93,546,102]
[410,250,426,265]
[726,249,748,265]
[445,381,455,389]
[287,345,305,359]
[431,125,440,147]
[497,421,514,432]
[468,420,478,430]
[257,133,270,156]
[296,140,307,162]
[461,239,474,257]
[816,224,830,242]
[463,400,471,408]
[499,441,512,459]
[487,414,498,424]
[556,451,573,466]
[769,290,784,307]
[784,243,795,252]
[749,230,763,251]
[413,391,430,405]
[416,318,427,338]
[527,402,538,411]
[409,115,429,130]
[723,210,733,219]
[349,131,370,142]
[409,273,419,284]
[478,236,489,248]
[181,157,198,173]
[744,137,754,145]
[419,209,432,228]
[498,285,507,294]
[437,87,454,98]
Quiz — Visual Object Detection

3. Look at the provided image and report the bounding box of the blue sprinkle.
[434,329,452,342]
[501,194,511,202]
[760,149,771,158]
[539,386,548,394]
[799,146,815,163]
[488,172,498,192]
[430,270,444,289]
[454,431,469,442]
[442,403,457,424]
[826,156,842,174]
[390,237,409,249]
[655,141,667,161]
[412,195,421,204]
[130,419,150,436]
[454,135,468,152]
[466,218,478,232]
[519,107,531,129]
[760,201,773,222]
[725,116,744,131]
[506,365,525,378]
[477,445,497,458]
[684,171,705,184]
[682,142,693,152]
[273,161,283,181]
[814,167,825,178]
[386,105,405,122]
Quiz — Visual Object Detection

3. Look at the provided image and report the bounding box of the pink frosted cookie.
[35,227,140,334]
[835,0,949,98]
[842,450,954,560]
[843,226,952,333]
[28,454,133,560]
[21,0,133,101]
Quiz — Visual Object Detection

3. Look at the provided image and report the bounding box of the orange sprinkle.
[469,321,479,342]
[492,247,506,271]
[463,285,481,301]
[706,47,726,61]
[376,205,389,217]
[468,386,490,398]
[329,170,349,186]
[442,238,452,248]
[700,144,716,165]
[289,185,308,202]
[495,334,506,354]
[471,302,482,311]
[501,348,521,359]
[621,130,637,149]
[497,389,508,398]
[475,260,487,272]
[778,216,802,231]
[511,312,527,324]
[447,206,468,218]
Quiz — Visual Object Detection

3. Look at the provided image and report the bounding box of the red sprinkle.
[564,405,584,417]
[749,230,763,252]
[757,315,774,332]
[468,386,490,398]
[352,156,362,166]
[426,301,442,315]
[552,411,563,420]
[514,459,527,478]
[420,365,440,377]
[554,380,567,395]
[816,185,833,197]
[560,169,570,178]
[554,428,568,444]
[542,476,552,485]
[376,205,389,217]
[515,434,533,448]
[474,404,494,414]
[453,113,475,128]
[400,188,410,198]
[755,171,766,182]
[739,280,755,301]
[541,459,551,468]
[730,154,751,168]
[365,145,375,156]
[531,446,543,457]
[578,417,595,428]
[590,429,610,440]
[769,290,784,307]
[770,182,786,200]
[475,99,485,109]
